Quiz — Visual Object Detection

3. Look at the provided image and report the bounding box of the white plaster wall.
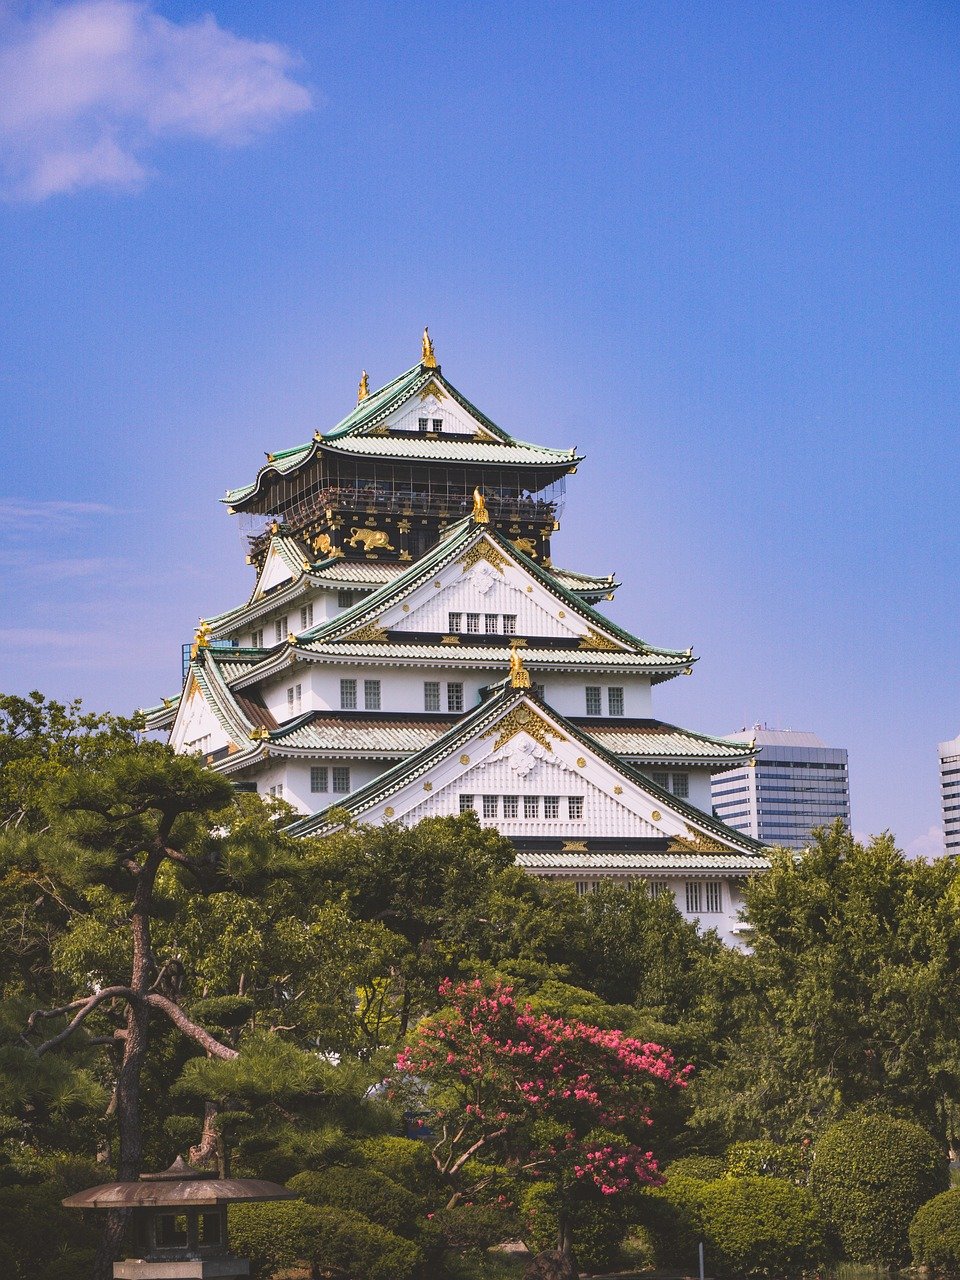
[383,390,482,436]
[537,673,653,719]
[170,686,231,756]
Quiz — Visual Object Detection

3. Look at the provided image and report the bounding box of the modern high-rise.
[938,733,960,855]
[711,727,851,850]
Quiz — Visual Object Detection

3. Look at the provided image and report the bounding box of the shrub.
[356,1134,436,1194]
[726,1140,806,1185]
[698,1176,824,1278]
[811,1114,947,1266]
[429,1202,522,1252]
[0,1151,102,1280]
[666,1155,726,1181]
[910,1187,960,1273]
[519,1182,627,1273]
[287,1164,421,1238]
[229,1199,423,1280]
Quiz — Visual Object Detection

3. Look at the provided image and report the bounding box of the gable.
[378,381,499,440]
[253,542,300,598]
[169,677,232,755]
[371,536,626,647]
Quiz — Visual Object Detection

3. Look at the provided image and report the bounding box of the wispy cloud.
[0,548,123,577]
[905,825,945,862]
[0,498,119,522]
[0,1,312,200]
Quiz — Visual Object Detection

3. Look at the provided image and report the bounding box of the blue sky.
[0,0,957,855]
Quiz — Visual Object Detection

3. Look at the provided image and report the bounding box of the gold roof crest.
[421,327,437,368]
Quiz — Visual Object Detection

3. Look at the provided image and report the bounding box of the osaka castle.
[144,330,767,944]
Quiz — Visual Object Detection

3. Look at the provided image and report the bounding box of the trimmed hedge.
[910,1187,960,1273]
[811,1114,947,1266]
[229,1199,422,1280]
[666,1155,726,1181]
[356,1134,436,1194]
[520,1182,627,1274]
[726,1140,805,1185]
[287,1164,421,1238]
[698,1176,824,1279]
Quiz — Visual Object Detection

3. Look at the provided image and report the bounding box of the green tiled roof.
[516,851,770,873]
[287,684,766,859]
[581,721,753,763]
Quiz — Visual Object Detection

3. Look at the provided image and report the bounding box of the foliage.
[666,1155,726,1181]
[520,1180,627,1273]
[811,1113,948,1265]
[357,1134,437,1194]
[287,1164,421,1237]
[726,1139,807,1184]
[428,1202,522,1253]
[229,1199,423,1280]
[0,1147,102,1280]
[697,1175,824,1278]
[910,1188,960,1272]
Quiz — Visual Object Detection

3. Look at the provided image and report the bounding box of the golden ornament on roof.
[357,370,369,402]
[471,487,490,524]
[194,621,211,650]
[421,326,437,368]
[509,647,532,689]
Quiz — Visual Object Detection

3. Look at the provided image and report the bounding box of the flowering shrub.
[394,978,689,1256]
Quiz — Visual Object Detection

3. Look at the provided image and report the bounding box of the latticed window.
[364,679,381,711]
[337,590,354,608]
[251,628,263,647]
[424,681,440,712]
[652,772,669,789]
[310,767,328,793]
[447,683,464,713]
[332,767,351,794]
[340,679,357,710]
[532,683,545,700]
[608,687,624,716]
[300,603,314,629]
[705,882,722,913]
[482,795,499,818]
[585,686,602,715]
[685,882,702,914]
[502,615,517,635]
[485,614,499,633]
[544,796,560,818]
[459,794,475,813]
[672,773,690,798]
[448,612,462,632]
[286,684,301,714]
[274,616,288,644]
[502,795,519,818]
[524,796,540,818]
[466,613,480,633]
[568,796,584,820]
[649,881,670,900]
[418,417,428,433]
[432,418,443,431]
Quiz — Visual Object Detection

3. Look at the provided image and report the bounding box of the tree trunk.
[190,1101,225,1176]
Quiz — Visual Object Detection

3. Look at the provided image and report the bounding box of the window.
[575,880,596,896]
[447,682,464,713]
[524,795,540,818]
[251,628,264,647]
[268,783,284,798]
[704,882,722,913]
[300,603,314,629]
[503,795,519,818]
[585,686,602,715]
[466,613,480,633]
[608,687,624,716]
[310,766,328,793]
[685,882,702,914]
[672,773,689,798]
[485,614,499,633]
[502,614,517,635]
[544,796,560,818]
[652,771,669,789]
[418,417,429,433]
[274,616,288,644]
[332,767,351,794]
[482,795,499,818]
[532,682,545,700]
[568,796,584,820]
[424,681,441,712]
[460,794,475,813]
[286,683,302,714]
[649,881,670,900]
[337,590,354,608]
[448,612,463,632]
[432,418,443,431]
[364,679,381,711]
[340,678,357,710]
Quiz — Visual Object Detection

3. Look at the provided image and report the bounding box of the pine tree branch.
[28,986,137,1055]
[144,994,238,1060]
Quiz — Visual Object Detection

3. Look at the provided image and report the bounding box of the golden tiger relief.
[345,527,395,552]
[510,537,538,559]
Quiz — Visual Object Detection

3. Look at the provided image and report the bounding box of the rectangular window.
[286,683,302,714]
[531,682,545,700]
[503,795,519,818]
[485,614,499,633]
[585,686,602,715]
[274,616,288,644]
[251,628,264,647]
[685,882,702,914]
[704,882,722,913]
[418,417,428,433]
[268,783,284,798]
[544,796,560,819]
[672,773,690,798]
[448,612,462,632]
[575,880,594,896]
[447,682,464,713]
[502,614,517,635]
[466,613,480,633]
[460,794,475,813]
[568,796,584,820]
[650,881,670,900]
[524,795,540,818]
[652,771,669,789]
[300,603,314,629]
[432,418,443,431]
[332,767,351,794]
[364,679,381,711]
[608,687,624,716]
[340,678,357,710]
[424,681,441,712]
[482,795,499,818]
[337,590,354,608]
[310,766,328,793]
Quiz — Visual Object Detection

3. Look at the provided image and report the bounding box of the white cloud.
[905,825,945,862]
[0,1,312,199]
[0,498,119,521]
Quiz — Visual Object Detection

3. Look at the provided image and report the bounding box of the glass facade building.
[712,727,851,850]
[939,733,960,855]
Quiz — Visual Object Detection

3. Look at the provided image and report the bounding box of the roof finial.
[357,370,369,402]
[509,647,532,689]
[191,620,211,659]
[421,327,437,368]
[471,487,490,524]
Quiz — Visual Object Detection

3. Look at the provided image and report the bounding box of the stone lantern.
[63,1155,294,1279]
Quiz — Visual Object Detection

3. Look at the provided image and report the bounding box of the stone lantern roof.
[62,1155,294,1209]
